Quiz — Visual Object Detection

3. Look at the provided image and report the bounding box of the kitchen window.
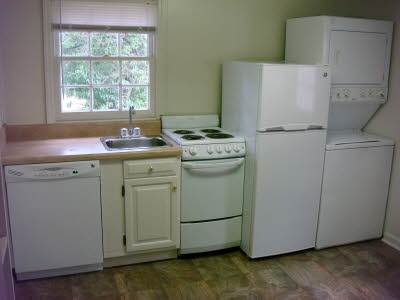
[43,0,158,122]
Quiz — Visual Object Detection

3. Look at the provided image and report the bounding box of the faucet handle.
[133,127,141,137]
[120,128,128,137]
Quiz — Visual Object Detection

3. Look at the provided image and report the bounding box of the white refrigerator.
[221,62,331,258]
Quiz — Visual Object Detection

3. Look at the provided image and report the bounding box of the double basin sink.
[101,136,171,151]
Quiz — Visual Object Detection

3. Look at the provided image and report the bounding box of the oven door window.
[181,157,245,222]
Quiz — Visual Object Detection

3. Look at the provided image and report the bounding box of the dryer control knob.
[216,145,223,153]
[189,146,197,156]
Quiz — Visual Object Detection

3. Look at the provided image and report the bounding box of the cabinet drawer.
[124,158,177,179]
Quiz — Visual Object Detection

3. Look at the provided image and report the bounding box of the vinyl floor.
[14,240,400,300]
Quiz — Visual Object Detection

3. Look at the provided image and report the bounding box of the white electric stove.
[162,115,246,254]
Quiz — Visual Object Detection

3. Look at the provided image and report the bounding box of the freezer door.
[249,130,326,258]
[257,65,330,132]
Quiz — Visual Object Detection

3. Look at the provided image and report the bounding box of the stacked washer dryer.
[285,16,394,248]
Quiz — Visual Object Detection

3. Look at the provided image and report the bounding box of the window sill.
[51,110,155,123]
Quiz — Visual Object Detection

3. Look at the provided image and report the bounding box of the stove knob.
[225,145,232,153]
[233,145,240,153]
[216,145,222,153]
[189,146,197,156]
[207,146,214,154]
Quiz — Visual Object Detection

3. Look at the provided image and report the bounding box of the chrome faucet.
[128,106,135,136]
[120,106,141,138]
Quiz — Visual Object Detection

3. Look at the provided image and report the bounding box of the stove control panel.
[182,143,246,160]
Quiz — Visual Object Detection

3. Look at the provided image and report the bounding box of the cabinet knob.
[148,166,154,172]
[172,185,177,191]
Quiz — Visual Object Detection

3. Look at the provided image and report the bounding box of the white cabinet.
[124,176,178,252]
[100,157,180,266]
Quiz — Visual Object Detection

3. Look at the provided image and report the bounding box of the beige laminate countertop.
[2,135,181,165]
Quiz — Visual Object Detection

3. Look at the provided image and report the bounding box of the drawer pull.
[172,185,177,191]
[148,166,154,172]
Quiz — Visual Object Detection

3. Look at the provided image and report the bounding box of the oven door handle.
[182,158,244,170]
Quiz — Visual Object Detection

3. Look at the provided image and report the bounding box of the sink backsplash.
[6,120,161,142]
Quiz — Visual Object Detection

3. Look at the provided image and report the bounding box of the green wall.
[158,0,397,116]
[1,0,397,124]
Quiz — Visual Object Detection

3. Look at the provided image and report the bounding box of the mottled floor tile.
[130,288,168,300]
[277,254,335,287]
[272,286,330,300]
[114,262,164,294]
[206,272,251,298]
[152,259,203,286]
[377,267,400,297]
[368,240,400,265]
[251,263,298,295]
[15,275,72,300]
[345,270,399,299]
[14,241,400,300]
[229,250,280,275]
[70,268,119,299]
[218,287,271,300]
[192,253,244,281]
[306,247,364,278]
[163,281,217,300]
[338,242,395,274]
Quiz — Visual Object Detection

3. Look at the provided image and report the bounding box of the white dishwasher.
[5,160,103,280]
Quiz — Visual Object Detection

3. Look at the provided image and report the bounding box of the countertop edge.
[2,135,182,166]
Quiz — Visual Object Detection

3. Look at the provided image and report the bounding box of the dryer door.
[329,31,388,85]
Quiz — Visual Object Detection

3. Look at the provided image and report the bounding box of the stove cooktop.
[163,127,244,145]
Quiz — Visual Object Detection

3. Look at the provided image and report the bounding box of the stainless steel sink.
[100,136,171,151]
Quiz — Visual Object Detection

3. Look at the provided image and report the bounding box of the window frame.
[43,1,157,123]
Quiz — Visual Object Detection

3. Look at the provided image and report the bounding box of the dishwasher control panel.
[33,167,79,178]
[5,160,100,182]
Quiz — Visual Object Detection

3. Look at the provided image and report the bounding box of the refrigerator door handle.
[258,124,325,132]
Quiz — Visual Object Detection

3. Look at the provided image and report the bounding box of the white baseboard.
[382,232,400,251]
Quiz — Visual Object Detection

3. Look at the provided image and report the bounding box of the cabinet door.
[124,176,179,252]
[329,31,388,85]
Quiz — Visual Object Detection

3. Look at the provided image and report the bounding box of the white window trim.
[42,0,157,123]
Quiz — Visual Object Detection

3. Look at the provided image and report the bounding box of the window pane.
[61,32,88,56]
[92,61,119,84]
[122,61,149,84]
[122,86,148,110]
[93,87,119,110]
[62,61,90,85]
[90,32,118,57]
[62,88,90,112]
[121,33,148,57]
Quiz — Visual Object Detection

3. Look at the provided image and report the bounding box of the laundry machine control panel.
[330,87,387,103]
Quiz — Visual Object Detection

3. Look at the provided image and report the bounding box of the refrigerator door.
[257,65,330,132]
[248,130,326,258]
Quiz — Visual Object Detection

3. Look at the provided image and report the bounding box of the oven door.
[181,157,244,222]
